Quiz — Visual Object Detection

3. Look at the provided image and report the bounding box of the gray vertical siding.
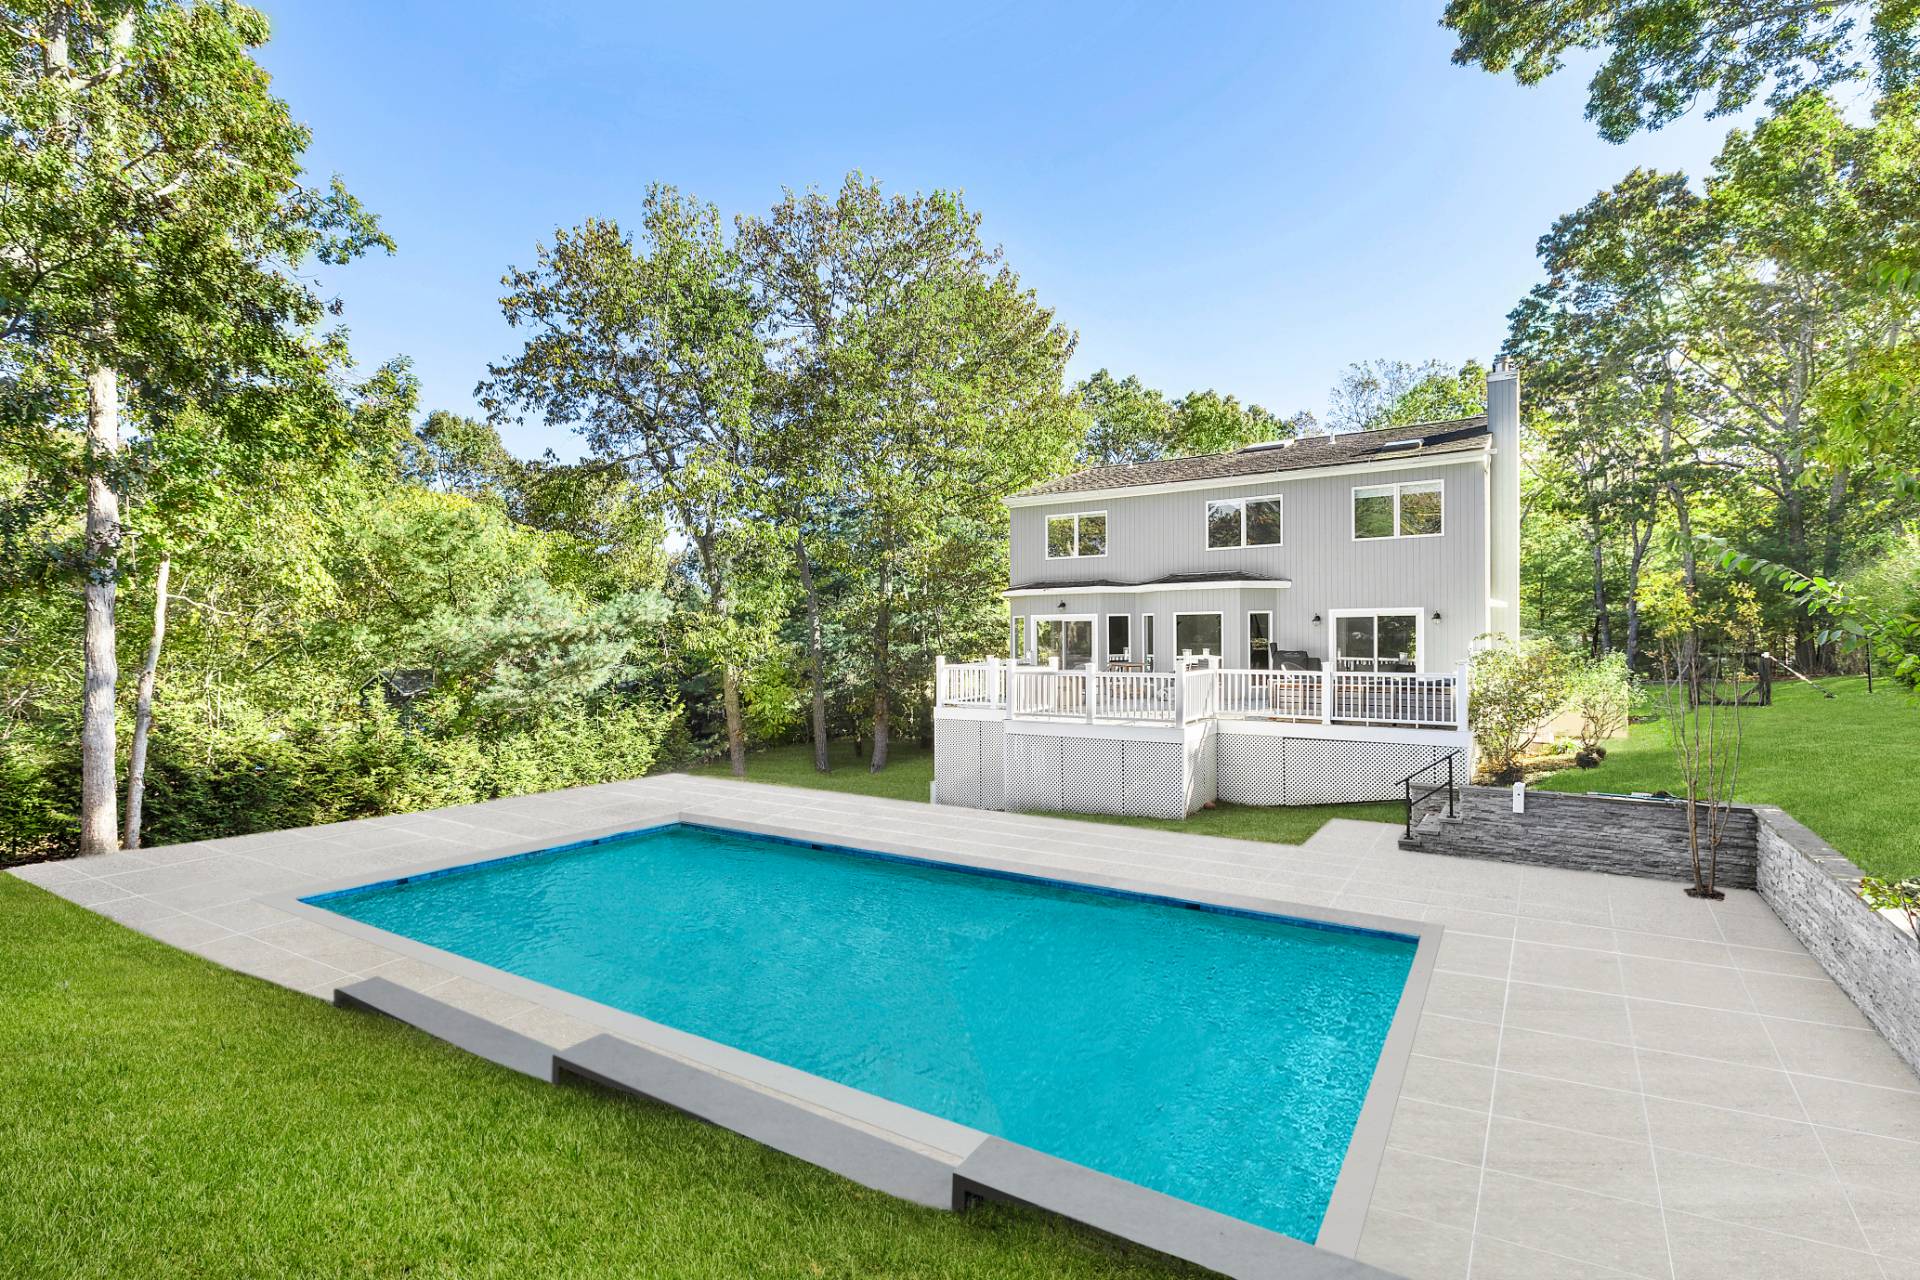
[1007,458,1488,670]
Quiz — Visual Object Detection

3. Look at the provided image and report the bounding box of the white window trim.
[1246,610,1273,670]
[1143,613,1156,670]
[1172,610,1226,661]
[1044,509,1109,559]
[1327,607,1424,672]
[1104,613,1132,663]
[1029,613,1099,668]
[1203,494,1284,551]
[1350,480,1444,541]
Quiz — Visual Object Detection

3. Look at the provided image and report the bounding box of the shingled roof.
[1011,415,1491,500]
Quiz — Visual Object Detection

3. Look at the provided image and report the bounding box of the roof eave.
[1004,444,1489,508]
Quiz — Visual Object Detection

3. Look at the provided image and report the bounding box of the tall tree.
[1444,0,1920,141]
[742,175,1079,771]
[1506,168,1710,664]
[1326,358,1484,432]
[2,1,389,853]
[480,190,768,775]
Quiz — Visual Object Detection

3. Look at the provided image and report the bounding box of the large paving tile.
[1413,1012,1503,1068]
[1387,1096,1491,1166]
[1494,1072,1650,1144]
[1436,930,1513,979]
[187,933,352,991]
[1512,917,1617,952]
[1368,1146,1482,1227]
[1483,1115,1659,1205]
[1653,1147,1869,1249]
[1763,1018,1920,1092]
[1467,1234,1645,1280]
[1496,1025,1641,1092]
[1665,1210,1882,1280]
[1792,1074,1920,1144]
[1634,1048,1809,1122]
[1357,1209,1473,1280]
[1472,1168,1671,1278]
[1739,971,1872,1029]
[1504,981,1633,1044]
[1620,954,1754,1013]
[1816,1120,1920,1252]
[1627,1000,1780,1069]
[1509,939,1624,995]
[1402,1054,1496,1113]
[1424,970,1508,1025]
[1642,1095,1832,1177]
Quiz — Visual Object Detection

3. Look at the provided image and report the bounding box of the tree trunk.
[123,552,170,850]
[869,549,892,773]
[1589,529,1611,655]
[795,531,830,773]
[80,365,121,856]
[722,664,745,777]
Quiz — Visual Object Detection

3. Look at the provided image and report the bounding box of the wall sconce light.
[1311,614,1322,625]
[1057,601,1068,610]
[1432,610,1443,622]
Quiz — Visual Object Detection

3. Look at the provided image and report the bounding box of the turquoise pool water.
[312,823,1417,1240]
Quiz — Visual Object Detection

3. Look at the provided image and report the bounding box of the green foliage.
[0,878,1201,1279]
[1326,359,1485,433]
[1859,875,1920,940]
[1468,635,1575,781]
[1443,0,1920,142]
[1073,370,1309,466]
[1567,652,1635,760]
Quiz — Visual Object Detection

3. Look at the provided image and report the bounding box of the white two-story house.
[932,364,1520,820]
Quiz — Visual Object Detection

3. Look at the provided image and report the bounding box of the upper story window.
[1045,511,1107,558]
[1353,480,1443,540]
[1205,495,1283,549]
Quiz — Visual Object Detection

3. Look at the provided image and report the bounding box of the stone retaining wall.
[1406,786,1759,889]
[1755,807,1920,1076]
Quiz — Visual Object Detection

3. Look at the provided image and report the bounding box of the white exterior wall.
[1008,457,1488,671]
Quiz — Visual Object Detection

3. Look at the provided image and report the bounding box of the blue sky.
[262,1,1757,459]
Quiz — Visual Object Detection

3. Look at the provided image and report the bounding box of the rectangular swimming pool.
[308,822,1419,1243]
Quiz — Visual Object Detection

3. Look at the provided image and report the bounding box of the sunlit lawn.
[692,739,1404,845]
[0,876,1199,1280]
[1533,676,1920,879]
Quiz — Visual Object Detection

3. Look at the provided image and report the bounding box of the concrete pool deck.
[13,773,1920,1280]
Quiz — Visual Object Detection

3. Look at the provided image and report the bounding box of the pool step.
[952,1138,1393,1280]
[333,977,556,1081]
[553,1033,955,1209]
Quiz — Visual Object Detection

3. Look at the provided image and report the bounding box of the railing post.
[1175,666,1187,723]
[1322,668,1333,725]
[935,655,947,707]
[1086,670,1098,723]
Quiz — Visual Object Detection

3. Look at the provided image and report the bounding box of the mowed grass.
[0,877,1200,1280]
[1533,676,1920,879]
[692,739,1405,844]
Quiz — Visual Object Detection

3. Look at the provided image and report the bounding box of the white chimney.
[1486,361,1521,641]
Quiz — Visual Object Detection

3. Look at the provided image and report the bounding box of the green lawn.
[1534,676,1920,879]
[0,877,1199,1279]
[693,740,1405,844]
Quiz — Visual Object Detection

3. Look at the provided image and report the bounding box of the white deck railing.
[938,657,1467,732]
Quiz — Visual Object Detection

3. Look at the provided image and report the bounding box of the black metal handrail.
[1398,750,1463,840]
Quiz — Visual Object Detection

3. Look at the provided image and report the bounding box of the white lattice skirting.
[935,716,1452,817]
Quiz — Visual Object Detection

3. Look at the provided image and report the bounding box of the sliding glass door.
[1333,611,1419,672]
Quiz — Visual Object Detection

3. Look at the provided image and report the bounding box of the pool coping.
[262,807,1438,1275]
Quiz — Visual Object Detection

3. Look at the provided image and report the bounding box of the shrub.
[1568,652,1635,765]
[1468,635,1575,783]
[1861,876,1920,943]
